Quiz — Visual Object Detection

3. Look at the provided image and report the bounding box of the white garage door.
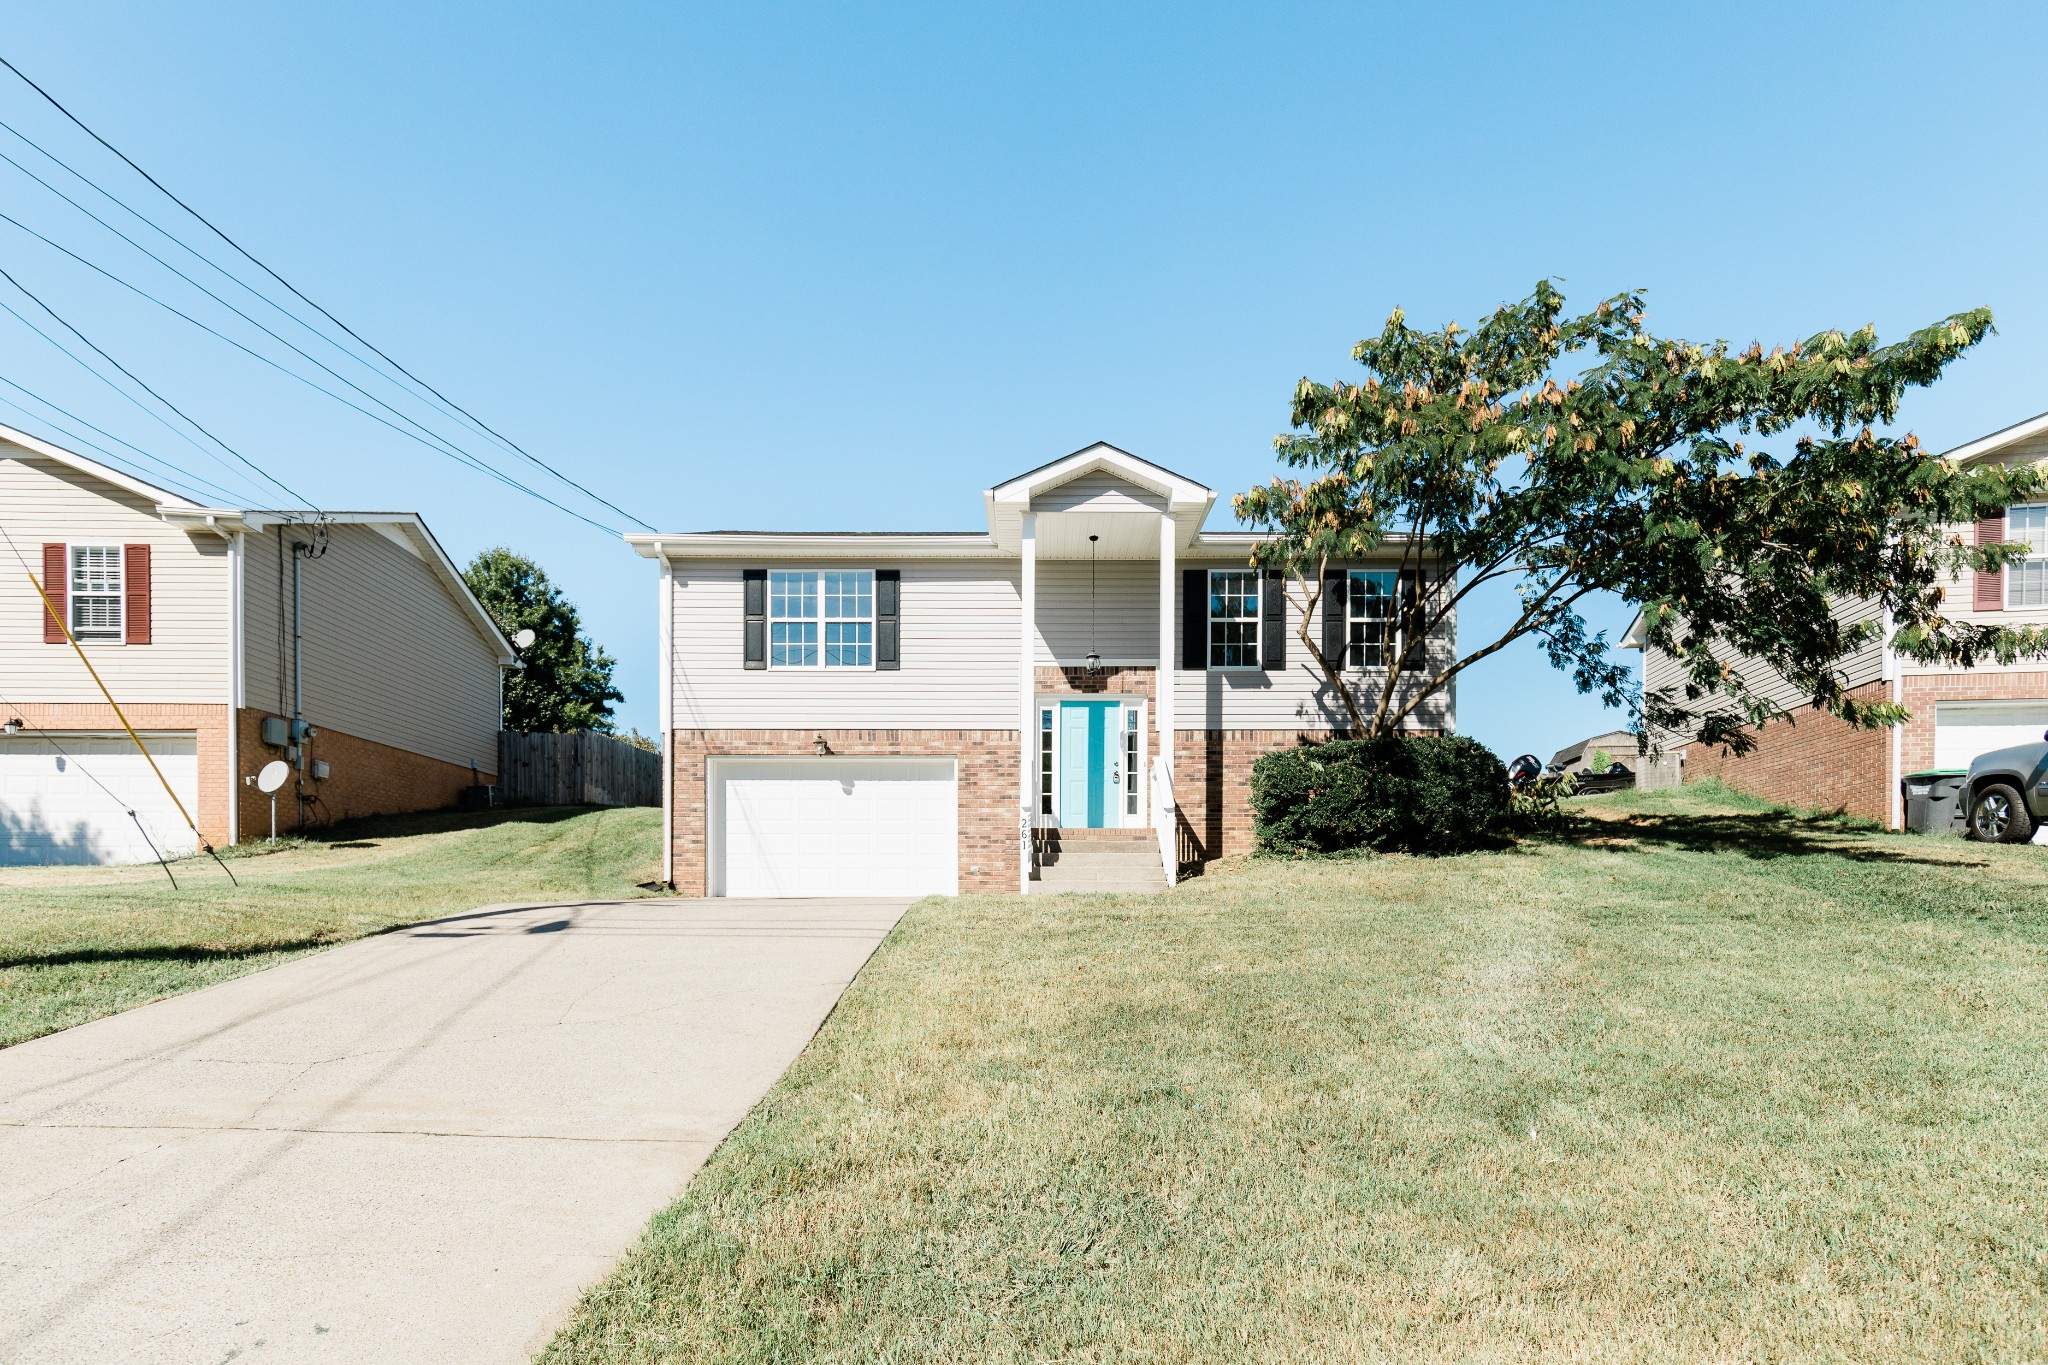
[0,732,200,866]
[1934,700,2048,771]
[714,757,957,897]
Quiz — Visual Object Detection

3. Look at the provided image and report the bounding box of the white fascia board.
[625,532,1004,560]
[1619,611,1646,649]
[157,506,256,538]
[1942,409,2048,465]
[985,442,1214,507]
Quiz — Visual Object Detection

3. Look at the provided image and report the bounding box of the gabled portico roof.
[983,441,1217,557]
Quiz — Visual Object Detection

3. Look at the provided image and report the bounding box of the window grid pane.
[1208,570,1260,668]
[2010,506,2048,608]
[1040,709,1053,815]
[822,570,873,620]
[69,545,123,641]
[825,621,872,667]
[1347,571,1396,667]
[769,621,817,667]
[1124,712,1139,815]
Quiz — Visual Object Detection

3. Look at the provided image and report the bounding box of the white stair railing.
[1151,753,1178,888]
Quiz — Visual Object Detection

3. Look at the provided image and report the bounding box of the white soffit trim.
[1942,409,2048,466]
[625,532,1004,560]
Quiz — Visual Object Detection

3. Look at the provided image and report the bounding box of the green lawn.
[0,804,661,1048]
[545,784,2048,1363]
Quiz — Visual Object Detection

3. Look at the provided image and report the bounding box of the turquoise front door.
[1057,701,1122,828]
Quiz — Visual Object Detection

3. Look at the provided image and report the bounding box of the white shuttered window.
[70,545,123,642]
[2008,505,2048,608]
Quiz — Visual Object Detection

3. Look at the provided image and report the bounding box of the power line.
[0,265,309,506]
[0,57,658,532]
[0,207,626,532]
[0,378,257,507]
[0,116,502,444]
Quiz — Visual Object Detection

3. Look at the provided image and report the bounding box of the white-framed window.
[2008,505,2048,608]
[69,544,124,643]
[768,569,874,668]
[1208,569,1260,668]
[1347,569,1398,667]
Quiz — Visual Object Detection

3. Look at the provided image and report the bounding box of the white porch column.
[1157,511,1175,794]
[1019,511,1037,892]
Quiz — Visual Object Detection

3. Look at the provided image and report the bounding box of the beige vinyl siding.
[1032,470,1168,514]
[1640,593,1884,733]
[1172,559,1455,732]
[242,523,500,769]
[1033,560,1157,664]
[0,445,228,704]
[670,558,1020,728]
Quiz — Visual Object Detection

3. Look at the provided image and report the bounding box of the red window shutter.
[1974,510,2007,612]
[41,543,66,643]
[123,544,152,644]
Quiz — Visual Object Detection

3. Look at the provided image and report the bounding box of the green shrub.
[1249,735,1511,856]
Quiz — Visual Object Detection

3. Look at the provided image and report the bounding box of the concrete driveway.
[0,897,913,1364]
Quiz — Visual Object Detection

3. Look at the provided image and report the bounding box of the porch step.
[1046,827,1153,841]
[1031,837,1169,895]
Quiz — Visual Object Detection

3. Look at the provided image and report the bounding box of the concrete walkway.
[0,897,913,1364]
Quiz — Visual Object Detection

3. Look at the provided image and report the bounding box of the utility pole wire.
[0,373,260,506]
[0,209,625,534]
[0,57,658,532]
[0,263,314,507]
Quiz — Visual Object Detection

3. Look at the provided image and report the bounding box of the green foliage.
[462,548,624,733]
[1588,747,1613,773]
[1249,735,1509,855]
[1234,281,2048,749]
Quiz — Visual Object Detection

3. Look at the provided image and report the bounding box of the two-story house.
[2,425,516,864]
[629,443,1453,896]
[1633,409,2048,827]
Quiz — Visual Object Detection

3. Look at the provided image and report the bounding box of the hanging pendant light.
[1085,534,1102,673]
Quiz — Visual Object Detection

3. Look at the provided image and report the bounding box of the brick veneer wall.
[234,709,495,836]
[6,702,231,845]
[1034,665,1155,695]
[1899,670,2048,776]
[1681,681,1892,823]
[668,728,1021,896]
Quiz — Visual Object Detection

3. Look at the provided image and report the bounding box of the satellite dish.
[513,628,537,650]
[256,760,290,794]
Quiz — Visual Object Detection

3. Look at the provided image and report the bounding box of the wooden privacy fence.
[497,731,661,808]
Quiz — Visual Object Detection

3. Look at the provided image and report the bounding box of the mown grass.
[546,787,2048,1363]
[0,804,661,1047]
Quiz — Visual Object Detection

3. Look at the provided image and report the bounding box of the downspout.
[658,549,675,888]
[1882,604,1902,830]
[292,538,308,830]
[226,530,244,845]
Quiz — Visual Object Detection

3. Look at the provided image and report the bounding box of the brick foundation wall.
[668,728,1021,896]
[1034,665,1155,696]
[1682,681,1892,823]
[234,709,496,836]
[1899,670,2048,776]
[5,702,232,845]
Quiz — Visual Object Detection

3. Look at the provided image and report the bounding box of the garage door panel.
[1934,701,2048,771]
[716,759,957,897]
[0,733,200,867]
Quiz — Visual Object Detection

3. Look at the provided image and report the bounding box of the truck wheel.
[1968,783,2035,845]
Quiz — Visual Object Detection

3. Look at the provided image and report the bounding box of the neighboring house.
[628,442,1454,897]
[1,425,515,865]
[1630,409,2048,827]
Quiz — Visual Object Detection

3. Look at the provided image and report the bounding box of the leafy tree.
[462,547,624,733]
[1235,282,2048,750]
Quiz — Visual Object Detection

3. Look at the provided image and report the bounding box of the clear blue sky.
[6,2,2045,758]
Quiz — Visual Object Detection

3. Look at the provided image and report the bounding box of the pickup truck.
[1964,730,2048,843]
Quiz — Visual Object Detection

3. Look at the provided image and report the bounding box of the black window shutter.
[1261,569,1286,672]
[1180,568,1207,670]
[1321,568,1347,669]
[875,569,900,670]
[1399,568,1425,671]
[743,568,767,669]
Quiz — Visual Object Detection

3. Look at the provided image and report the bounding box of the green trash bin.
[1901,769,1968,834]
